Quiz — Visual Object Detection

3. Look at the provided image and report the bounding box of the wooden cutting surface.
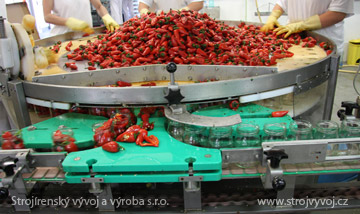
[36,36,327,84]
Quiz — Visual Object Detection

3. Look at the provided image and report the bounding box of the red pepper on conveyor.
[102,141,120,153]
[1,131,24,150]
[229,100,240,111]
[271,111,289,117]
[116,131,138,142]
[135,129,148,145]
[140,113,154,130]
[116,125,159,147]
[52,130,78,153]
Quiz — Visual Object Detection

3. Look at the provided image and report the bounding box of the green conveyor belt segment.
[193,103,293,135]
[62,117,222,175]
[22,113,108,149]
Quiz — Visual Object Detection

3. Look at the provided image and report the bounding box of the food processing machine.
[1,16,360,214]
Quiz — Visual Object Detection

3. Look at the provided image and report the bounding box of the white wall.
[0,0,7,18]
[343,1,360,62]
[211,0,360,63]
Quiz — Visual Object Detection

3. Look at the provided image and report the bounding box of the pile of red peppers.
[1,131,25,150]
[65,10,333,70]
[93,107,160,150]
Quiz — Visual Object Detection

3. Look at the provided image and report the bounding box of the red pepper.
[271,111,289,117]
[116,81,132,87]
[135,129,148,145]
[64,62,75,68]
[196,48,207,57]
[102,141,120,153]
[229,100,240,110]
[69,64,78,70]
[116,131,138,142]
[64,141,78,153]
[140,135,159,147]
[65,41,73,51]
[87,66,96,70]
[72,55,83,61]
[126,125,142,133]
[141,82,156,86]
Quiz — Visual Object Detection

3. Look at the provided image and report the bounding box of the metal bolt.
[162,76,166,80]
[143,77,148,81]
[243,68,247,72]
[215,67,219,71]
[34,79,39,82]
[62,75,66,79]
[188,66,192,70]
[116,70,120,73]
[143,67,147,71]
[89,72,93,76]
[225,155,230,160]
[74,157,81,161]
[188,76,193,80]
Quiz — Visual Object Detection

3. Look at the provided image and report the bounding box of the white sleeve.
[276,0,288,13]
[328,0,354,17]
[139,0,153,7]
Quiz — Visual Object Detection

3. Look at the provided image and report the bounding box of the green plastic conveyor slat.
[193,103,293,135]
[62,117,222,174]
[22,113,108,149]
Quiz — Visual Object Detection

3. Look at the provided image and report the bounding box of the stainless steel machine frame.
[2,21,356,213]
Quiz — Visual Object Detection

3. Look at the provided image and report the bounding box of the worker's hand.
[34,47,49,69]
[260,10,282,32]
[65,17,93,33]
[140,8,150,15]
[102,14,119,32]
[22,15,36,47]
[274,15,322,38]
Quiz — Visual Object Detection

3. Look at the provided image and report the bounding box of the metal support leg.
[323,55,340,120]
[183,180,202,211]
[97,184,115,211]
[276,176,296,208]
[2,166,30,211]
[7,81,31,128]
[8,179,30,212]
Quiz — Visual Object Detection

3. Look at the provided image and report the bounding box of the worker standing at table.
[138,0,204,15]
[110,0,134,24]
[43,0,119,35]
[261,0,354,55]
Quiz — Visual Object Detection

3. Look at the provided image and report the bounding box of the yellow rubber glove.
[65,17,92,33]
[82,27,95,35]
[102,14,119,32]
[140,8,150,15]
[34,47,49,69]
[260,10,282,32]
[22,14,36,47]
[274,15,322,38]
